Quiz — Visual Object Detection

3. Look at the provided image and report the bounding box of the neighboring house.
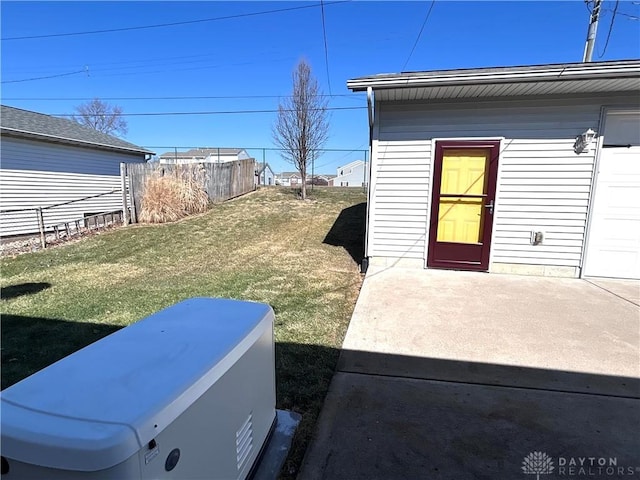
[321,174,337,186]
[278,171,302,187]
[306,175,330,186]
[256,163,275,186]
[332,160,369,187]
[348,60,640,279]
[158,148,251,164]
[0,105,152,237]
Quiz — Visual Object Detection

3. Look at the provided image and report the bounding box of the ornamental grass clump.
[139,166,209,223]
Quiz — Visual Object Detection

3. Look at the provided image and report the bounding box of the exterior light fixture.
[574,128,597,154]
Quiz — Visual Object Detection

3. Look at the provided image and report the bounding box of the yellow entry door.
[428,141,499,271]
[436,149,490,244]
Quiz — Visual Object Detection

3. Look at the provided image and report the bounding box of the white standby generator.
[0,298,276,479]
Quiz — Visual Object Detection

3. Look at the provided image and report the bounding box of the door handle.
[484,200,494,215]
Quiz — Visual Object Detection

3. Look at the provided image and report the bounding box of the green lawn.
[0,186,366,478]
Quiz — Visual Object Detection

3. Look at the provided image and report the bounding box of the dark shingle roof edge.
[0,105,153,155]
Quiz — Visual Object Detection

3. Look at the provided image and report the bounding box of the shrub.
[139,166,209,223]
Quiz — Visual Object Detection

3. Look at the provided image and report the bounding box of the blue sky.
[2,1,639,174]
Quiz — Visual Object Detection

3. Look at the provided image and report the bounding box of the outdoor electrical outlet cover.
[530,231,544,245]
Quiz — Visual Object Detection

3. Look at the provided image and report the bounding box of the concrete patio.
[299,267,640,479]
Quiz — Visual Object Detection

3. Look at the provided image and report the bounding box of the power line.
[585,0,593,14]
[3,94,365,101]
[320,0,332,95]
[401,0,436,72]
[2,1,350,41]
[314,143,368,169]
[92,57,298,79]
[1,68,87,84]
[5,49,287,75]
[614,10,639,20]
[599,0,620,57]
[4,56,296,83]
[3,31,394,76]
[48,107,366,117]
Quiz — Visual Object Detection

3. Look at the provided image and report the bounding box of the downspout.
[579,108,605,278]
[362,86,375,274]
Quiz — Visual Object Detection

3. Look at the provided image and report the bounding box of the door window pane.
[437,149,490,244]
[441,149,488,196]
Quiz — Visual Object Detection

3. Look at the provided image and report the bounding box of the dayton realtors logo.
[522,452,639,477]
[522,452,555,479]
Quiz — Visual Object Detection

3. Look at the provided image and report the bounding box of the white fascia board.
[347,63,640,91]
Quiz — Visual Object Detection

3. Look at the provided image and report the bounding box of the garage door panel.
[595,217,640,237]
[602,110,640,146]
[584,109,640,280]
[590,249,640,278]
[596,183,640,214]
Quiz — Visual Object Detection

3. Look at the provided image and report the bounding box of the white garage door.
[584,109,640,279]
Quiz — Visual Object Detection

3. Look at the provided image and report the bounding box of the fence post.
[128,166,138,224]
[120,163,130,226]
[36,208,46,249]
[262,149,266,186]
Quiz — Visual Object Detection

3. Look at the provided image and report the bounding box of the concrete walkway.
[299,268,640,479]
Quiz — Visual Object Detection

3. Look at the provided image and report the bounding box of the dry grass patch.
[139,167,209,223]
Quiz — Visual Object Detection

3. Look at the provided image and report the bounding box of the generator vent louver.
[236,412,254,473]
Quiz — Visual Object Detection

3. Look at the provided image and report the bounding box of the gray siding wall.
[0,136,144,236]
[370,94,631,271]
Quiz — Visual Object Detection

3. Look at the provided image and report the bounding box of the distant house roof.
[338,160,365,170]
[347,59,640,101]
[257,162,273,174]
[0,105,153,155]
[279,171,301,178]
[158,148,248,159]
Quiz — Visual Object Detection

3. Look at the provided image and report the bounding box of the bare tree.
[273,59,329,200]
[72,98,128,137]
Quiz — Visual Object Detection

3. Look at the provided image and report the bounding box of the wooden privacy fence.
[124,159,256,223]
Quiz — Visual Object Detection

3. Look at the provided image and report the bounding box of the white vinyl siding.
[0,137,144,236]
[370,95,631,270]
[369,135,430,259]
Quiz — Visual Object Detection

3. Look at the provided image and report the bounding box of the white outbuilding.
[348,60,640,279]
[1,105,152,237]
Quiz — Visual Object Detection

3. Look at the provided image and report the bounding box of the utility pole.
[311,151,315,192]
[583,0,602,62]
